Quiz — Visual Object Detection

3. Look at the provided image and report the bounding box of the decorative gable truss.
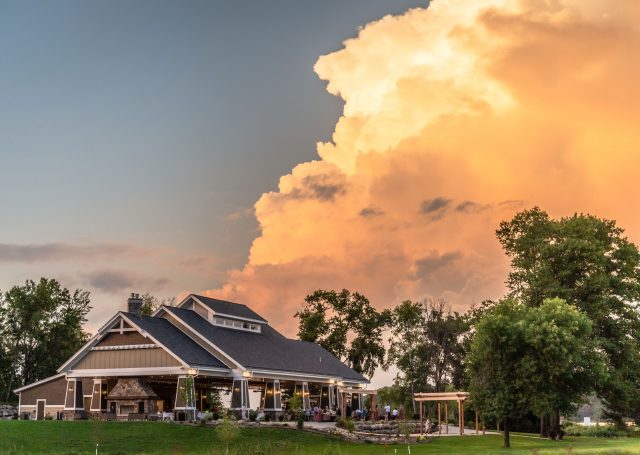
[58,313,188,377]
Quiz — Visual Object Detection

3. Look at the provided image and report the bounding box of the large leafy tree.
[0,278,91,402]
[496,207,640,423]
[467,298,604,447]
[386,299,467,414]
[385,300,425,414]
[295,289,389,379]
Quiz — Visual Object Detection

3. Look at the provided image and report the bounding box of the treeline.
[0,278,92,403]
[296,208,640,448]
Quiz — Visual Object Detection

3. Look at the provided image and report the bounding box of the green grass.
[1,421,640,454]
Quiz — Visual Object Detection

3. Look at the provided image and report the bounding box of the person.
[362,407,369,421]
[384,403,391,422]
[392,408,399,420]
[425,417,432,434]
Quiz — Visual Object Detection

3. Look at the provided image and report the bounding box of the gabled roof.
[164,306,367,382]
[189,294,267,323]
[123,313,229,370]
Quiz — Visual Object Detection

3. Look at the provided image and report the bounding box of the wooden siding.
[20,376,67,406]
[96,331,150,347]
[72,348,180,369]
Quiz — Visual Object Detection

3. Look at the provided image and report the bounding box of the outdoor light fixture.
[187,368,197,376]
[242,370,251,378]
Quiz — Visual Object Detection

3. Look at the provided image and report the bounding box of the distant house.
[14,294,367,420]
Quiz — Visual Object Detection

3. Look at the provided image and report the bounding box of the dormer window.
[212,316,260,333]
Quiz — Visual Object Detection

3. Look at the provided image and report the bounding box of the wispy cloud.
[82,269,169,294]
[0,242,148,263]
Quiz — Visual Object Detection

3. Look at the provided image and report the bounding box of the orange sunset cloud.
[204,0,640,334]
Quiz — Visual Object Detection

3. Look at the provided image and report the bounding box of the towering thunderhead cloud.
[206,0,640,332]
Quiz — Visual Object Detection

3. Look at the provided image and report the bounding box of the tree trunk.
[503,417,510,448]
[540,415,544,437]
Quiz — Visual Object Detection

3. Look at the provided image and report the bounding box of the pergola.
[414,392,482,436]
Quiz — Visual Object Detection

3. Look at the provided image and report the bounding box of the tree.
[140,293,176,316]
[385,299,468,414]
[467,299,605,447]
[0,278,91,402]
[385,300,425,414]
[295,289,389,379]
[524,298,606,439]
[497,208,640,424]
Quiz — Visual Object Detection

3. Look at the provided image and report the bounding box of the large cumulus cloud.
[204,0,640,335]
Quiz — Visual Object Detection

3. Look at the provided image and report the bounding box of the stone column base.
[63,410,88,420]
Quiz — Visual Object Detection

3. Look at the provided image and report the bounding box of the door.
[36,400,45,420]
[138,401,145,413]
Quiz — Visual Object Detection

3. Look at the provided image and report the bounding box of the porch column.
[320,385,330,409]
[64,378,84,411]
[175,375,196,420]
[351,392,362,412]
[329,385,337,410]
[294,382,310,411]
[262,380,282,412]
[230,377,250,420]
[90,379,107,412]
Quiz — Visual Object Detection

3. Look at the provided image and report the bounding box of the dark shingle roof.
[124,312,229,370]
[191,295,267,323]
[164,307,366,382]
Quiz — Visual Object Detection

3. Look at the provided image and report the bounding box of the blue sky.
[0,0,425,323]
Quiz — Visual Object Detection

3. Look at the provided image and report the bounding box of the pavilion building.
[14,294,368,420]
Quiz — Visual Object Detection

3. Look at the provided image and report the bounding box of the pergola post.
[370,393,376,421]
[475,409,479,434]
[438,402,441,435]
[458,400,463,435]
[419,401,423,435]
[445,401,448,434]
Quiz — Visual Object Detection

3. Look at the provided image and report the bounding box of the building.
[14,294,368,420]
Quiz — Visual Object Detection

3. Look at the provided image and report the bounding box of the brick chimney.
[127,293,143,316]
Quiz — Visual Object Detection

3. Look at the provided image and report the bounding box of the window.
[211,316,261,332]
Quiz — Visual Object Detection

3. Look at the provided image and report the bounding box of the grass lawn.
[1,421,639,454]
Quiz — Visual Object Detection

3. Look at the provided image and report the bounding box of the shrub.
[336,417,355,433]
[217,411,240,454]
[44,415,53,421]
[564,422,628,438]
[248,410,257,422]
[398,420,412,441]
[297,413,304,430]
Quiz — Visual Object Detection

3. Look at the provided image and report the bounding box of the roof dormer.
[177,294,265,333]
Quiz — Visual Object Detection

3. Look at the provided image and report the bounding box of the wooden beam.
[438,402,441,435]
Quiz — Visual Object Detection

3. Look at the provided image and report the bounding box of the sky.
[3,0,640,388]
